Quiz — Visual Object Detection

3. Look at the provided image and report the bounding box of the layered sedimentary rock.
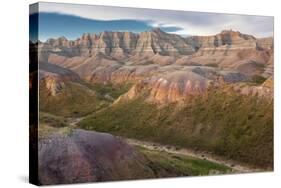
[187,30,273,72]
[48,52,162,84]
[233,76,273,98]
[134,28,195,56]
[257,37,274,50]
[37,29,273,103]
[43,28,194,59]
[39,129,155,185]
[116,66,248,103]
[42,29,273,61]
[39,62,80,96]
[41,29,273,74]
[263,54,274,77]
[186,30,257,49]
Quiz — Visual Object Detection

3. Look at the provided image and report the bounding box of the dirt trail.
[125,138,262,173]
[69,116,262,173]
[67,117,84,127]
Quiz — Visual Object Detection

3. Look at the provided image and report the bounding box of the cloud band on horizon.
[30,2,274,42]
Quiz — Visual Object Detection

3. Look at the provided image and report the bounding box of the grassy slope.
[38,112,74,139]
[39,82,132,117]
[38,111,231,178]
[79,89,273,169]
[83,82,133,99]
[38,122,231,178]
[39,82,105,117]
[39,112,68,127]
[137,146,231,177]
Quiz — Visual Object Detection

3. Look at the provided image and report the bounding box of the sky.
[30,2,274,42]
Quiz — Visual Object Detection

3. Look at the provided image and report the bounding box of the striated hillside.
[41,29,273,72]
[42,29,273,58]
[38,61,111,117]
[35,29,274,105]
[115,66,248,104]
[43,28,195,58]
[186,30,273,71]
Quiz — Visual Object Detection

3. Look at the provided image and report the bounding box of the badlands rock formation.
[36,29,273,103]
[233,76,273,98]
[43,28,195,58]
[39,62,80,96]
[116,66,248,103]
[186,30,272,70]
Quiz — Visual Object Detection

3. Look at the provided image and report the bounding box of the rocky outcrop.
[263,54,274,77]
[42,28,195,59]
[76,31,139,59]
[41,29,273,73]
[48,52,162,84]
[40,76,65,96]
[42,29,272,59]
[233,80,273,98]
[116,66,248,104]
[186,30,273,71]
[257,37,274,50]
[39,129,155,185]
[39,62,81,96]
[39,29,273,103]
[148,71,211,103]
[186,30,257,49]
[186,30,272,74]
[134,28,195,56]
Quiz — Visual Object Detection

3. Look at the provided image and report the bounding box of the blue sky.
[30,2,274,42]
[30,13,183,42]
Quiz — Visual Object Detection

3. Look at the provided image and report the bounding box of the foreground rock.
[39,129,155,185]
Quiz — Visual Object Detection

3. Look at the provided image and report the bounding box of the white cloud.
[33,2,273,37]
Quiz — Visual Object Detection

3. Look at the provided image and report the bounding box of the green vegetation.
[255,63,266,69]
[82,82,133,100]
[39,79,132,117]
[79,89,273,169]
[39,112,68,127]
[142,60,155,65]
[38,123,73,139]
[39,82,109,117]
[251,75,267,85]
[137,146,231,176]
[205,63,219,68]
[39,112,74,138]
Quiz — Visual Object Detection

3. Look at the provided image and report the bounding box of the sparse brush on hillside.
[251,75,267,84]
[82,82,133,100]
[205,63,219,68]
[79,89,273,169]
[39,81,133,117]
[39,82,109,117]
[136,146,231,176]
[39,112,68,127]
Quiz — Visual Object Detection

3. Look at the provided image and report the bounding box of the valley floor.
[67,116,261,173]
[126,138,261,173]
[38,114,235,181]
[37,100,273,185]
